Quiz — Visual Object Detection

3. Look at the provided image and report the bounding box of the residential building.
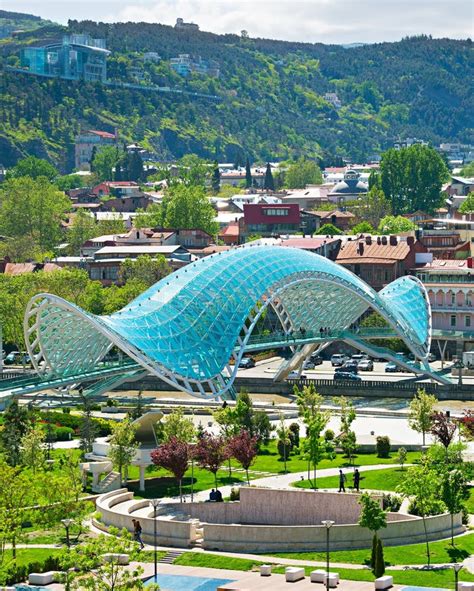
[280,236,341,260]
[417,227,470,259]
[220,168,266,187]
[243,204,300,237]
[336,234,426,291]
[91,181,142,198]
[174,18,199,31]
[312,210,356,233]
[447,176,474,198]
[100,195,152,213]
[20,34,109,82]
[219,220,245,245]
[74,129,118,170]
[143,52,161,62]
[281,185,333,209]
[323,92,342,109]
[393,137,428,149]
[170,54,219,77]
[0,259,62,275]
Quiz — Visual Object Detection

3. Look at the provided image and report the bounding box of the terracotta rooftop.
[312,210,356,219]
[337,237,411,264]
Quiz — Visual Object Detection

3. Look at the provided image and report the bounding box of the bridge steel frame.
[23,245,444,399]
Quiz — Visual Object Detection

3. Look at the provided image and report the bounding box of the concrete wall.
[96,489,196,547]
[202,512,464,552]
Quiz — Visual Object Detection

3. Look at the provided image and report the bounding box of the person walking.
[338,469,346,493]
[353,468,360,492]
[132,519,144,549]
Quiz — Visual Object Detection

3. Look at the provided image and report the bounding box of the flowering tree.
[460,410,474,440]
[430,412,456,450]
[195,433,229,489]
[227,431,258,485]
[151,437,189,502]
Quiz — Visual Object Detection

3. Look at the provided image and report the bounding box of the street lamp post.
[150,499,160,580]
[61,518,73,549]
[321,520,335,591]
[453,563,463,591]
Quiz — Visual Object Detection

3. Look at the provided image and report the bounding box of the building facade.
[75,129,117,170]
[243,203,300,237]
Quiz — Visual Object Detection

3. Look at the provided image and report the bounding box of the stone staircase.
[159,550,185,564]
[192,523,204,548]
[93,471,121,494]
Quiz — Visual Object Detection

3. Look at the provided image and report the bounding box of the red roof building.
[243,203,300,237]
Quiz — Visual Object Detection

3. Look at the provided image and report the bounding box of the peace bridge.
[0,244,454,402]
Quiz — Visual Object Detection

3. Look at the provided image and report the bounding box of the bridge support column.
[139,465,146,491]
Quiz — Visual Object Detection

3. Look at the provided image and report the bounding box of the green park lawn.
[272,532,474,565]
[2,547,61,567]
[175,551,474,587]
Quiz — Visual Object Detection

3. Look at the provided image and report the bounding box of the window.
[450,315,457,327]
[451,293,456,305]
[262,208,289,216]
[466,316,471,328]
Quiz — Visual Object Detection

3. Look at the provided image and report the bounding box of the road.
[237,357,474,385]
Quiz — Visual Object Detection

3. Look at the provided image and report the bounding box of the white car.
[287,371,307,380]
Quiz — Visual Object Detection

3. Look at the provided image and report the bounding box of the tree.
[295,384,331,487]
[211,161,221,194]
[264,163,275,191]
[20,425,46,474]
[0,400,30,466]
[129,391,144,420]
[459,161,474,177]
[59,528,159,591]
[430,412,457,450]
[397,447,407,471]
[67,209,97,255]
[108,418,138,485]
[159,407,195,443]
[126,151,144,182]
[358,492,387,573]
[8,156,57,181]
[459,193,474,214]
[151,436,189,502]
[397,465,441,565]
[336,396,357,464]
[213,405,239,477]
[408,388,437,446]
[376,436,391,458]
[284,158,323,189]
[195,433,229,489]
[374,537,385,578]
[176,155,212,187]
[227,430,258,485]
[315,223,342,236]
[379,145,449,214]
[441,469,469,545]
[79,398,98,455]
[96,215,126,235]
[362,187,392,229]
[378,215,416,234]
[0,177,71,255]
[119,255,171,287]
[352,221,375,235]
[91,146,122,182]
[245,157,252,188]
[460,410,474,440]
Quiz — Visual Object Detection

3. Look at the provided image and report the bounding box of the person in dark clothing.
[353,468,360,492]
[338,469,346,493]
[132,519,144,549]
[209,489,216,502]
[215,489,223,502]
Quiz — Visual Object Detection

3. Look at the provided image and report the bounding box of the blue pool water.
[145,573,235,590]
[402,587,449,591]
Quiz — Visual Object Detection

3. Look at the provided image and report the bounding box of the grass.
[173,551,474,588]
[272,532,474,565]
[293,466,407,492]
[1,548,62,566]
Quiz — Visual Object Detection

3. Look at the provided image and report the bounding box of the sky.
[5,0,473,44]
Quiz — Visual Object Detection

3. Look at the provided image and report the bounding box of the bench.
[102,553,130,565]
[285,567,305,582]
[28,571,59,585]
[325,573,339,588]
[375,575,393,590]
[260,565,272,576]
[310,570,327,583]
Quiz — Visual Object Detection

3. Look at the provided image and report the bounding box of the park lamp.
[321,520,335,591]
[61,518,74,548]
[453,563,463,590]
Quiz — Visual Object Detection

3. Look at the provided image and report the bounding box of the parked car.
[287,371,307,380]
[239,357,255,369]
[385,362,402,373]
[4,351,20,365]
[358,359,374,371]
[334,371,361,381]
[351,354,366,362]
[309,354,323,365]
[342,360,359,373]
[303,360,316,370]
[331,354,349,367]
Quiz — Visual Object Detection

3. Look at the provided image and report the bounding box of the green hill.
[0,16,472,171]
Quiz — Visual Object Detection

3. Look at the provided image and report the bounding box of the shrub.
[408,498,446,516]
[230,487,240,501]
[324,429,334,441]
[54,426,75,441]
[289,423,300,447]
[277,438,291,461]
[376,435,391,458]
[374,538,385,577]
[382,493,402,512]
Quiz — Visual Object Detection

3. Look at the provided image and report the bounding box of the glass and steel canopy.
[24,245,433,398]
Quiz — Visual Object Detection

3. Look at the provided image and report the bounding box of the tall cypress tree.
[211,161,221,194]
[0,400,30,466]
[264,162,275,191]
[89,146,97,172]
[245,157,252,188]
